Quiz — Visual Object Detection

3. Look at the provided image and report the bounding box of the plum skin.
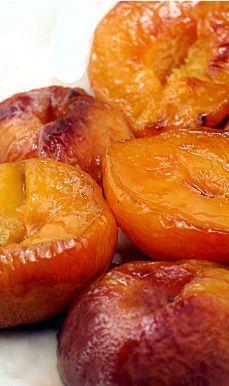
[58,260,229,386]
[0,86,133,185]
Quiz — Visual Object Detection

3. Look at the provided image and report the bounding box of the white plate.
[0,322,62,386]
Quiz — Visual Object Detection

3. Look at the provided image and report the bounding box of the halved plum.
[0,158,117,327]
[103,129,229,262]
[58,259,229,386]
[0,86,133,184]
[89,1,229,136]
[39,95,133,184]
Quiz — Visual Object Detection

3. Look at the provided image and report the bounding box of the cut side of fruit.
[0,86,133,184]
[0,158,117,327]
[89,1,229,136]
[0,164,25,246]
[103,130,229,262]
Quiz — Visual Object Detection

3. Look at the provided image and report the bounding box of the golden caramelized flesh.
[0,86,133,184]
[0,158,117,327]
[58,260,229,386]
[103,130,229,262]
[0,164,25,246]
[89,1,229,136]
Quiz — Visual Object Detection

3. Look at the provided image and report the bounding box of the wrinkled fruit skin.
[89,1,229,136]
[58,260,229,386]
[0,86,133,184]
[0,158,117,327]
[103,130,229,263]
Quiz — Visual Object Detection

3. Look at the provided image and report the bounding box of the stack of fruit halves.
[0,2,229,386]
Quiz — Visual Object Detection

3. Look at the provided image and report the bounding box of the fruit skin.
[0,86,86,162]
[103,129,229,263]
[89,1,229,136]
[0,86,133,184]
[58,260,229,386]
[39,95,133,184]
[0,158,117,327]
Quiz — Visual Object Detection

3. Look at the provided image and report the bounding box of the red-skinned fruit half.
[0,158,117,327]
[0,86,133,184]
[58,260,229,386]
[103,129,229,263]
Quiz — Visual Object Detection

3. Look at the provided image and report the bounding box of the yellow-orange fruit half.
[0,158,117,327]
[89,1,229,136]
[103,130,229,262]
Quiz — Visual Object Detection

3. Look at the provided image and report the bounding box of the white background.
[0,0,114,101]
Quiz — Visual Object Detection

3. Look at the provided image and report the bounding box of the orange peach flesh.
[0,158,117,327]
[58,260,229,386]
[89,1,229,136]
[103,130,229,262]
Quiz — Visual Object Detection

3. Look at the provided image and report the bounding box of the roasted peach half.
[89,1,229,136]
[0,158,117,327]
[0,86,133,184]
[103,129,229,262]
[58,260,229,386]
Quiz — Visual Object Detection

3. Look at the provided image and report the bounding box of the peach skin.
[0,86,133,184]
[103,129,229,263]
[58,260,229,386]
[89,1,229,136]
[0,158,117,327]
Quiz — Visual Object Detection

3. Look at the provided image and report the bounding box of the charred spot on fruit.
[198,113,208,126]
[167,296,175,303]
